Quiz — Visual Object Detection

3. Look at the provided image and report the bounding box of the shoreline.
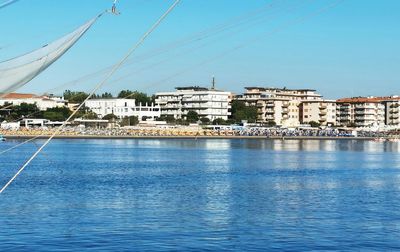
[2,135,378,140]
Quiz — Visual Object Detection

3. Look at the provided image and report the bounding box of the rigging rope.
[0,0,181,194]
[0,0,19,10]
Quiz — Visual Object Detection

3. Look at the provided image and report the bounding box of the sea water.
[0,139,400,251]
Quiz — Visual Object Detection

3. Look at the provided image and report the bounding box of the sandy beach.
[2,126,399,141]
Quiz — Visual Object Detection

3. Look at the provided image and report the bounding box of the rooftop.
[337,96,400,103]
[1,93,38,99]
[175,86,211,91]
[244,87,317,92]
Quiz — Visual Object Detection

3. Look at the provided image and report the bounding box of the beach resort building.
[85,98,161,121]
[300,100,336,126]
[383,98,400,126]
[155,86,232,121]
[0,93,67,111]
[336,97,386,127]
[237,87,333,127]
[236,88,291,126]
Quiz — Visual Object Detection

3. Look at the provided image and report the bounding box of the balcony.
[355,116,375,121]
[338,103,350,108]
[266,103,275,108]
[355,104,376,109]
[338,117,350,121]
[355,110,376,115]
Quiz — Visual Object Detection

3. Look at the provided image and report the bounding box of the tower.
[211,76,216,90]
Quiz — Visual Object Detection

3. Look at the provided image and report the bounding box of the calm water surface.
[1,139,400,251]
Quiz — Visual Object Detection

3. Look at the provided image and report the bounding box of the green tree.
[200,117,210,125]
[42,107,71,121]
[82,111,98,119]
[212,118,228,125]
[42,112,64,121]
[64,90,89,103]
[159,115,176,124]
[176,119,189,125]
[121,116,139,126]
[186,111,199,123]
[103,114,118,121]
[6,103,41,121]
[92,92,113,99]
[226,119,236,125]
[118,90,152,105]
[266,120,277,127]
[230,100,257,123]
[309,121,320,127]
[100,92,113,98]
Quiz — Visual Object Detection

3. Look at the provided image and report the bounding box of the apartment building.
[85,98,161,121]
[336,97,385,127]
[381,97,400,126]
[300,100,336,126]
[155,86,231,121]
[237,87,330,127]
[236,87,289,125]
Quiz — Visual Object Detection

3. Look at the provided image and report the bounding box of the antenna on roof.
[211,76,216,90]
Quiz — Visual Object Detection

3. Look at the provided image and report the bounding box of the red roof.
[337,96,400,103]
[1,93,39,99]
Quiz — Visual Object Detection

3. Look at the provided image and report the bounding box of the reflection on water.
[0,139,400,251]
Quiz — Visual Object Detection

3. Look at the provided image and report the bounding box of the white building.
[155,87,232,121]
[0,93,67,111]
[84,98,161,121]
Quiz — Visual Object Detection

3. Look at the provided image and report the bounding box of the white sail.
[0,15,100,94]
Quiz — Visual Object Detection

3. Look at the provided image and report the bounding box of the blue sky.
[0,0,399,99]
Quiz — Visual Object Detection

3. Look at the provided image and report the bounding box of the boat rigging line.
[0,0,181,194]
[0,0,19,10]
